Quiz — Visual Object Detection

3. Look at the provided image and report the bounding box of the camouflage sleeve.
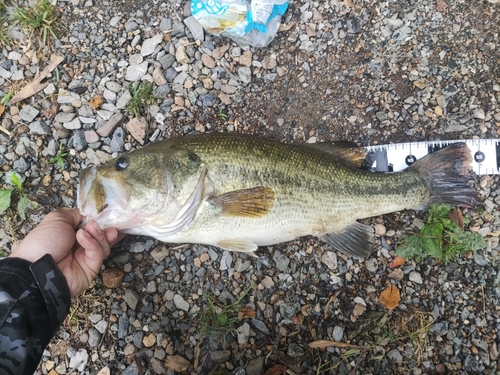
[0,254,71,375]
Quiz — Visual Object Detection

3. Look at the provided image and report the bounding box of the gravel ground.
[1,0,500,374]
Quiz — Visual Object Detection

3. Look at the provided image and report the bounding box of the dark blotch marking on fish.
[97,203,108,214]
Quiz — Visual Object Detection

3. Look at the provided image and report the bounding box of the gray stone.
[365,258,378,273]
[237,67,252,83]
[109,16,121,27]
[88,328,101,347]
[246,357,265,375]
[54,112,76,123]
[473,251,488,266]
[116,90,132,109]
[78,104,94,117]
[173,294,190,311]
[159,17,172,32]
[279,302,299,319]
[57,90,80,104]
[237,322,250,344]
[251,319,270,335]
[19,105,39,122]
[123,289,140,310]
[159,54,175,70]
[29,121,50,135]
[153,84,171,98]
[393,25,412,42]
[110,127,125,152]
[124,20,139,32]
[273,250,290,271]
[63,117,81,130]
[13,157,29,173]
[68,348,89,371]
[118,316,129,339]
[332,326,344,341]
[125,61,148,81]
[141,34,163,57]
[387,348,403,363]
[184,16,204,41]
[409,271,423,284]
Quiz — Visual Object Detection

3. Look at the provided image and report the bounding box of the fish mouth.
[77,167,134,229]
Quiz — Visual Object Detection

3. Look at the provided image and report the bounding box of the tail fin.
[409,143,479,207]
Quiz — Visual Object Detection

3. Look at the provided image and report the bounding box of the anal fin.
[321,222,374,258]
[210,187,275,217]
[217,239,258,253]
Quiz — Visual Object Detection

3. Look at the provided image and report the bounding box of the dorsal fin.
[302,141,367,168]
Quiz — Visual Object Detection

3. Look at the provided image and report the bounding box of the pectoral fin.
[321,222,374,258]
[217,239,258,253]
[210,187,275,217]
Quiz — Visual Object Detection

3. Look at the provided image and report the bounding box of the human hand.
[10,209,122,298]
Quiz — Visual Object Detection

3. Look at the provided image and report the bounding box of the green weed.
[198,286,252,338]
[9,0,64,45]
[0,1,12,46]
[0,171,38,220]
[396,204,486,263]
[127,81,156,118]
[1,91,14,106]
[49,141,68,169]
[217,109,228,120]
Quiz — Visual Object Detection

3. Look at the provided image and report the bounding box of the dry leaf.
[448,208,464,229]
[308,340,362,349]
[165,355,190,371]
[10,55,64,105]
[379,284,401,310]
[263,365,287,375]
[90,95,104,111]
[389,256,406,268]
[238,306,256,320]
[0,104,4,117]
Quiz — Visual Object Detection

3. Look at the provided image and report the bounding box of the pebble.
[409,271,423,284]
[123,289,140,310]
[173,294,190,312]
[386,348,403,363]
[321,251,338,270]
[141,34,163,57]
[237,322,250,344]
[125,61,148,81]
[126,118,147,144]
[19,105,39,122]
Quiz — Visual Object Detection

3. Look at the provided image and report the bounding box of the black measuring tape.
[362,139,500,175]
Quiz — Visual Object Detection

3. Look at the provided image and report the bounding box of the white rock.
[125,62,148,81]
[173,294,190,312]
[141,34,163,57]
[409,271,423,284]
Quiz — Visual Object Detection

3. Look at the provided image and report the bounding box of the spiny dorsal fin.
[210,187,275,217]
[321,222,374,258]
[303,141,367,168]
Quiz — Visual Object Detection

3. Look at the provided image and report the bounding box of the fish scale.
[78,133,479,258]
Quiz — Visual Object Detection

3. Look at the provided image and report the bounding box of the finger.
[75,228,107,274]
[104,228,126,247]
[43,208,84,229]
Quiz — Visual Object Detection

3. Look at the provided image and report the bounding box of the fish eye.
[115,156,129,171]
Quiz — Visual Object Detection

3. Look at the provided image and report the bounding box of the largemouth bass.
[77,133,478,258]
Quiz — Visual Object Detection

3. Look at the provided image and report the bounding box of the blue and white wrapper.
[191,0,289,47]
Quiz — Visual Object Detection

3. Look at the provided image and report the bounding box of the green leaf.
[9,172,23,191]
[427,203,451,222]
[420,222,443,259]
[396,235,426,261]
[17,195,28,220]
[0,189,13,213]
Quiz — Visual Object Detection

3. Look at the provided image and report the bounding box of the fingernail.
[92,220,103,234]
[79,229,91,238]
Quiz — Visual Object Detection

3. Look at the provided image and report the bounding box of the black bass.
[77,133,478,258]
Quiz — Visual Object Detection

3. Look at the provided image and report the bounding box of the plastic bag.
[191,0,289,47]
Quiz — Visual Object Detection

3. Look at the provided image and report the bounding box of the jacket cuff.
[29,254,71,336]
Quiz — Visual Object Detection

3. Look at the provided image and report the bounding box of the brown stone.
[102,268,125,289]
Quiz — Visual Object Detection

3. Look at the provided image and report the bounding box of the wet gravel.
[1,0,500,374]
